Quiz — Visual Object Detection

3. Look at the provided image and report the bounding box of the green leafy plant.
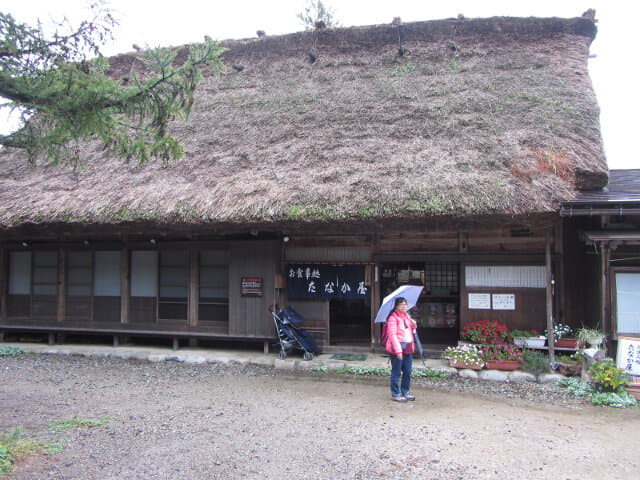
[577,327,605,345]
[412,368,450,379]
[556,377,595,397]
[0,346,24,356]
[460,320,510,344]
[590,391,637,408]
[588,358,630,392]
[510,329,539,339]
[0,428,42,476]
[521,350,549,374]
[48,417,110,433]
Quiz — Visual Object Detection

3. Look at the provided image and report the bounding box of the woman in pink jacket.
[385,297,417,402]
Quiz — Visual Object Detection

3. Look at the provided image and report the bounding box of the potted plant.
[545,323,579,348]
[510,329,546,347]
[481,343,524,370]
[556,353,582,377]
[441,344,485,370]
[577,327,605,348]
[460,320,510,344]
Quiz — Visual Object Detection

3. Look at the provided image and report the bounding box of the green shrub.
[521,350,549,375]
[0,346,24,357]
[590,391,637,408]
[556,377,595,397]
[588,358,630,392]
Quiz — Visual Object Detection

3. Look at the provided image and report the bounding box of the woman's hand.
[397,353,403,360]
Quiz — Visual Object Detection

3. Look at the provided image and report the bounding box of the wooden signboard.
[241,277,263,297]
[617,336,640,376]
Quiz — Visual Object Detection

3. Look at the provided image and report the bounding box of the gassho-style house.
[1,12,621,356]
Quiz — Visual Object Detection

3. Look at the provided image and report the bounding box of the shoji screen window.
[199,250,229,325]
[93,251,121,323]
[65,251,92,320]
[7,251,32,318]
[158,250,189,322]
[130,251,158,324]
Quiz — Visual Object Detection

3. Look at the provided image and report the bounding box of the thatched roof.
[0,15,608,236]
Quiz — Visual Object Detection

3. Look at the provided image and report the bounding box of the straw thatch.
[0,15,607,236]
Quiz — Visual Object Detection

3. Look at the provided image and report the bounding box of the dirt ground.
[2,354,639,480]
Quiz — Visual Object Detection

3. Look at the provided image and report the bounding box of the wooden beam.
[0,248,7,322]
[120,247,129,324]
[57,248,65,322]
[189,248,198,327]
[601,243,610,336]
[545,229,555,366]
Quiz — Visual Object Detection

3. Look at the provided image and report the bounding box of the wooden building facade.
[0,14,608,351]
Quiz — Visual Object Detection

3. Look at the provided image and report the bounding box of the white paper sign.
[468,293,491,309]
[492,294,515,310]
[617,336,640,376]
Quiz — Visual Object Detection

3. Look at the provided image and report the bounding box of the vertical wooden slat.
[120,247,129,324]
[0,247,7,322]
[189,248,198,327]
[57,248,65,322]
[545,229,555,365]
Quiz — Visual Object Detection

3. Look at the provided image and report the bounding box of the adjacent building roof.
[0,14,608,236]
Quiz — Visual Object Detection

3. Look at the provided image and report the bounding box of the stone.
[538,373,565,384]
[183,356,206,365]
[478,369,509,382]
[458,369,479,380]
[274,358,296,370]
[508,371,537,383]
[147,354,167,363]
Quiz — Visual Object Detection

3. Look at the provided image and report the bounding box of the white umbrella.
[374,285,424,323]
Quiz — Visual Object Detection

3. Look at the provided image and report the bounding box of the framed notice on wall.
[492,294,515,310]
[468,293,491,309]
[241,277,263,297]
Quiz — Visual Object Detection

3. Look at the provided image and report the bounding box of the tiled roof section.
[568,170,640,204]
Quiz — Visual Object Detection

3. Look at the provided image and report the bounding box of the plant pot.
[524,337,546,348]
[554,338,580,349]
[513,337,526,346]
[557,361,581,377]
[448,359,483,370]
[586,335,604,347]
[486,360,520,371]
[625,383,640,401]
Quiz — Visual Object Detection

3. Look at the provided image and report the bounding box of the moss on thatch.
[0,15,607,233]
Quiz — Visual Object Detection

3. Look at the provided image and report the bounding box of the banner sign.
[287,264,369,300]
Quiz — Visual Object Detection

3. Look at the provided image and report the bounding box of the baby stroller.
[270,305,319,361]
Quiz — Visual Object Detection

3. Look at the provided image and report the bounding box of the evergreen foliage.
[0,2,225,165]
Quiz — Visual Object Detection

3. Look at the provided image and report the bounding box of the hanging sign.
[241,277,263,297]
[286,264,369,300]
[617,336,640,376]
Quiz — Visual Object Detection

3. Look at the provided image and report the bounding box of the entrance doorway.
[380,263,460,347]
[330,299,370,345]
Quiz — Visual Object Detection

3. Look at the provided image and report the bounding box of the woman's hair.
[386,296,407,320]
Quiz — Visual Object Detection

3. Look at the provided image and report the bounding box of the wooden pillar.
[601,243,610,336]
[188,248,198,327]
[0,247,7,322]
[120,247,129,324]
[57,248,65,322]
[545,229,555,366]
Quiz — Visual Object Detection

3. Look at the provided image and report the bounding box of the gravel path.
[2,354,639,479]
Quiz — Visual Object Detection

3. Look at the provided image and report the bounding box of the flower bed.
[441,344,484,369]
[461,320,510,344]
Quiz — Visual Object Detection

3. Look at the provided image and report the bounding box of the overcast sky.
[2,0,638,169]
